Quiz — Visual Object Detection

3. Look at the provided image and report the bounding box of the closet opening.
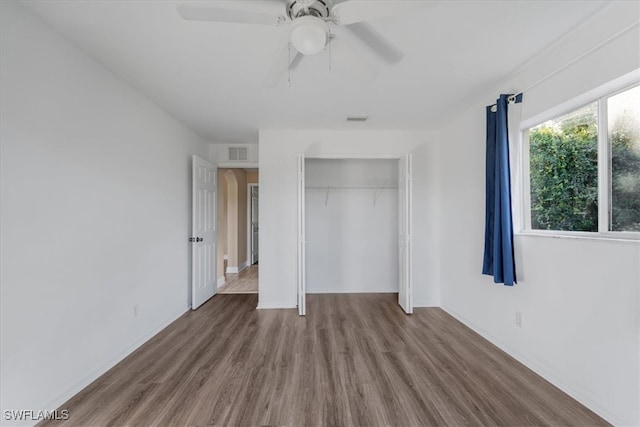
[297,156,412,315]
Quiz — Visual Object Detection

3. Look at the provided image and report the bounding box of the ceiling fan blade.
[329,36,377,82]
[343,22,403,64]
[177,4,283,25]
[263,44,302,87]
[331,0,435,25]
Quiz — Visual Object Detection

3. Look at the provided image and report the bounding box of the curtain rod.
[489,93,523,112]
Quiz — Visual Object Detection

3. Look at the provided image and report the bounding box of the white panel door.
[297,155,306,316]
[191,155,217,310]
[398,154,413,314]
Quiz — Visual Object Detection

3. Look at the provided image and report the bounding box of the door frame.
[297,152,413,316]
[247,183,259,266]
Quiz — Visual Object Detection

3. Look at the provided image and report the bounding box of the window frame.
[519,74,640,241]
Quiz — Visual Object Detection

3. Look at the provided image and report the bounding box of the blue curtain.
[482,93,522,286]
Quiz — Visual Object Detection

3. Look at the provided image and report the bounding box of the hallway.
[217,265,258,294]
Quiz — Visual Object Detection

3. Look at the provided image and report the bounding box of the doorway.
[216,168,259,294]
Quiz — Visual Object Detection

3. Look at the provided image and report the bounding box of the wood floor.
[40,294,607,427]
[217,265,258,294]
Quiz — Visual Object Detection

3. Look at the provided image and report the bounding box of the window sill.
[515,230,640,243]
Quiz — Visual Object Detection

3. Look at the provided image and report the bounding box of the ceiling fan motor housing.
[286,0,332,20]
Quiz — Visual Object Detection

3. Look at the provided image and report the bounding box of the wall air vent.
[346,115,369,122]
[228,146,249,161]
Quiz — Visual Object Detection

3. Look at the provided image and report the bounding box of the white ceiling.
[21,0,607,143]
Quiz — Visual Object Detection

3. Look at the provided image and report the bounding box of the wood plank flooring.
[217,265,258,294]
[40,294,607,427]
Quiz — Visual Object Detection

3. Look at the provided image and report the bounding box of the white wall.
[258,130,440,309]
[306,159,398,293]
[0,3,212,424]
[438,2,640,425]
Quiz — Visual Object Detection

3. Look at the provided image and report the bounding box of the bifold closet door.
[398,154,413,314]
[297,155,306,316]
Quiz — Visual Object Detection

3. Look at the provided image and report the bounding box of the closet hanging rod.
[305,185,398,190]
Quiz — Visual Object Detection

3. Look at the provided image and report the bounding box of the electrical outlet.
[515,311,522,328]
[133,304,139,318]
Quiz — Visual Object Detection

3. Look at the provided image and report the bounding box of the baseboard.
[238,261,249,273]
[413,303,440,308]
[42,305,189,418]
[413,296,440,308]
[226,266,239,274]
[441,305,621,426]
[306,289,398,294]
[219,290,258,295]
[216,276,226,287]
[256,302,297,309]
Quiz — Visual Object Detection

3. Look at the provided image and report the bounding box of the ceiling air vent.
[228,146,249,161]
[347,115,369,122]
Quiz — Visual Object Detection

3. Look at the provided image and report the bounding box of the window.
[609,87,640,232]
[524,84,640,236]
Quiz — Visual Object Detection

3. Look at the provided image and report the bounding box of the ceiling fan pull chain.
[287,42,292,87]
[328,30,332,72]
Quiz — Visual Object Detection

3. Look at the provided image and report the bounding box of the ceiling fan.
[177,0,433,86]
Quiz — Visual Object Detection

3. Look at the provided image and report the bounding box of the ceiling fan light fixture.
[290,16,328,55]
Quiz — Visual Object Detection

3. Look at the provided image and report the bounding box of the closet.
[302,158,409,304]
